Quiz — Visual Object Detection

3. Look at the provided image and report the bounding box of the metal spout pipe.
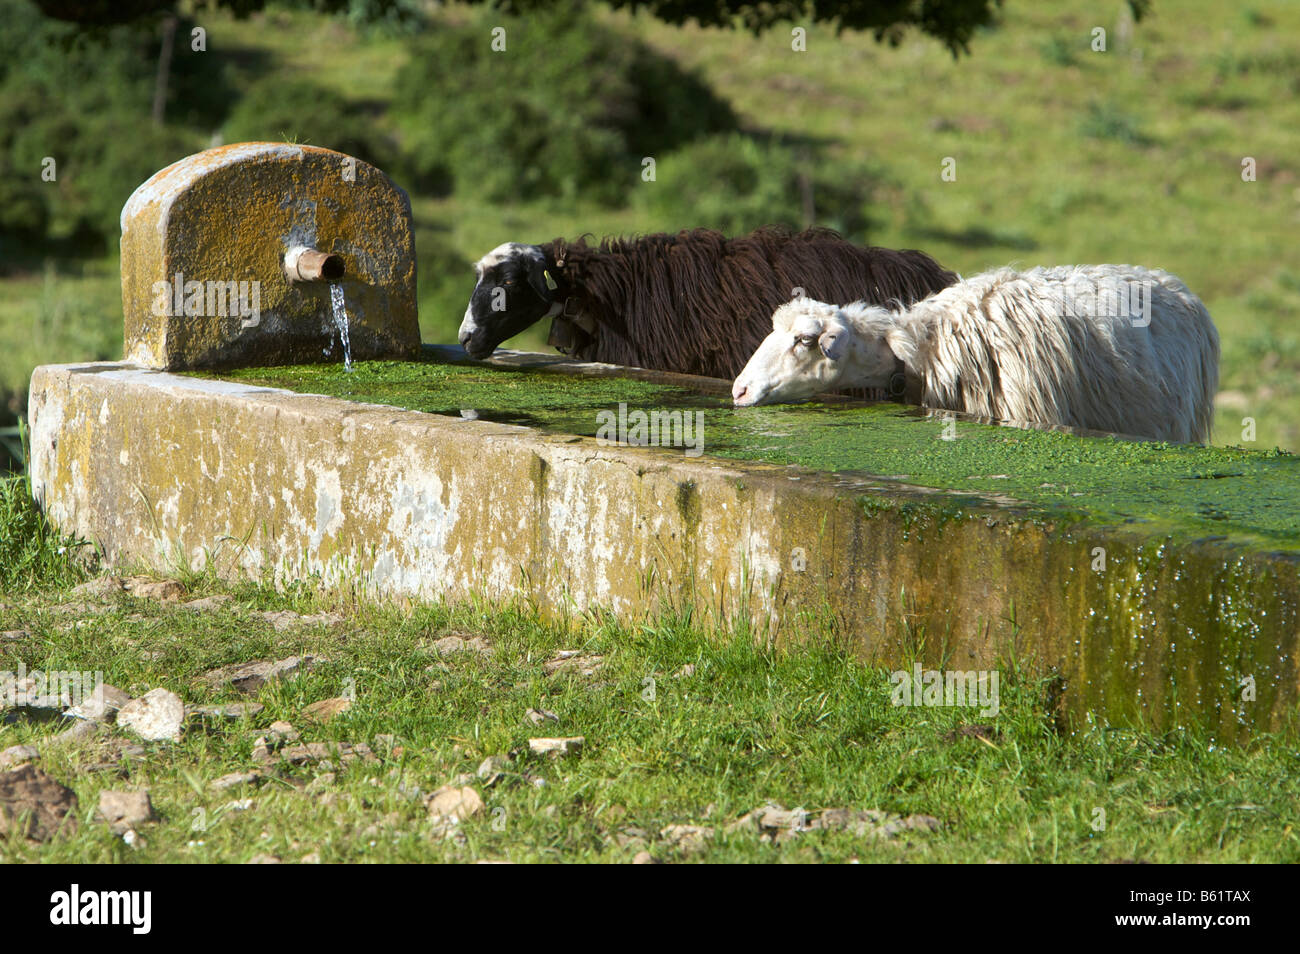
[284,245,345,283]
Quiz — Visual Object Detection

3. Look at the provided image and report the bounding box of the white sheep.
[731,264,1220,443]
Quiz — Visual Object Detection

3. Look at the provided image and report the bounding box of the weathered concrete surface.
[28,360,1300,740]
[120,142,419,370]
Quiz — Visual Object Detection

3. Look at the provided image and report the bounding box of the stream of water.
[329,282,353,373]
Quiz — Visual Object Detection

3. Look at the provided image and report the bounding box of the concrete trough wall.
[28,360,1300,740]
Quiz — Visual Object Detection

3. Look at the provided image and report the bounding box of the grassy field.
[2,476,1298,863]
[2,0,1298,454]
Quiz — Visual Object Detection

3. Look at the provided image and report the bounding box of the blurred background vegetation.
[1,0,1298,466]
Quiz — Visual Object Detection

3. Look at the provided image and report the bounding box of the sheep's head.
[732,298,897,407]
[458,243,557,359]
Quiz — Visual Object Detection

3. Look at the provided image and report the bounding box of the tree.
[31,1,1153,58]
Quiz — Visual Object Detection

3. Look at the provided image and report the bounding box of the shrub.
[222,76,395,170]
[392,4,736,204]
[632,133,879,238]
[0,1,229,244]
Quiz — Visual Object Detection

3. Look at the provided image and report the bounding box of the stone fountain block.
[120,142,419,370]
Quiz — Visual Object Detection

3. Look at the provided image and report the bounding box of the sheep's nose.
[458,331,472,348]
[732,383,748,403]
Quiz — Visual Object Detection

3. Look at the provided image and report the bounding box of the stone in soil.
[187,701,265,721]
[211,771,262,792]
[425,785,484,828]
[200,655,319,695]
[259,610,342,632]
[64,683,132,723]
[98,789,157,834]
[0,744,39,770]
[69,577,125,600]
[0,763,79,841]
[433,634,493,657]
[659,824,712,853]
[543,651,604,677]
[116,688,185,742]
[124,577,185,602]
[181,595,234,612]
[528,736,584,757]
[301,697,352,723]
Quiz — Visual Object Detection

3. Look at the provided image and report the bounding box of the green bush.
[221,76,395,170]
[0,159,51,241]
[392,5,736,204]
[0,1,229,245]
[632,133,879,238]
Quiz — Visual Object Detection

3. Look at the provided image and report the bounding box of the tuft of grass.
[0,470,88,595]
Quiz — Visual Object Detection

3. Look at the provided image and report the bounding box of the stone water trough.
[28,144,1300,742]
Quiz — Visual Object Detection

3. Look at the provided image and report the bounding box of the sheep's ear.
[818,328,848,361]
[527,260,554,301]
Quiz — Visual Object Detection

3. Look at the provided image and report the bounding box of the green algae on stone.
[218,349,1300,551]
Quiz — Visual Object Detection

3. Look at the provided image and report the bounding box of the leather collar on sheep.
[546,298,598,355]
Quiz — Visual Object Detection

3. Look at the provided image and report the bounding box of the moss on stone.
[218,349,1300,551]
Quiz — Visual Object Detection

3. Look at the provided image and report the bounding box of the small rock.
[525,708,559,726]
[187,701,265,721]
[528,736,584,757]
[660,824,712,853]
[0,764,79,841]
[98,789,157,834]
[201,656,318,695]
[211,771,261,792]
[259,610,342,632]
[181,595,234,612]
[64,683,131,723]
[425,785,484,827]
[476,755,510,785]
[543,651,604,677]
[632,851,658,864]
[305,772,337,793]
[267,721,299,741]
[70,577,125,600]
[221,797,254,813]
[51,718,108,746]
[300,851,321,864]
[246,853,281,864]
[301,697,352,723]
[1,629,29,641]
[124,577,185,602]
[672,663,696,679]
[727,803,810,834]
[941,724,1000,743]
[813,808,942,839]
[0,745,39,770]
[614,827,649,850]
[274,741,375,767]
[433,634,492,657]
[117,688,185,742]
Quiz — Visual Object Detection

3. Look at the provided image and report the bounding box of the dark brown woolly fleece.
[541,227,957,379]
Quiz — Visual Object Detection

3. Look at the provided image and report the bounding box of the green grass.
[1,480,1297,863]
[221,351,1300,550]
